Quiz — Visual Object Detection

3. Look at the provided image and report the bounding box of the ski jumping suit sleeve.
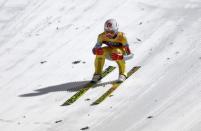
[93,32,130,76]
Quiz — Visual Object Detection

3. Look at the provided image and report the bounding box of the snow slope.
[0,0,201,131]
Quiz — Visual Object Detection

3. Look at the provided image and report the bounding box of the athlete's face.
[105,31,115,38]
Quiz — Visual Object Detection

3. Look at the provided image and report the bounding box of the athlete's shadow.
[19,80,116,97]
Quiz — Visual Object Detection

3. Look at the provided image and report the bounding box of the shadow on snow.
[19,80,116,97]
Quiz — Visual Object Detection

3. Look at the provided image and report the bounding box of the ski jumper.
[93,31,129,76]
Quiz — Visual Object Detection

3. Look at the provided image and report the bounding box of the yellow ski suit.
[93,32,129,76]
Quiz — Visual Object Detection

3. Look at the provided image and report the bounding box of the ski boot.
[117,74,127,83]
[91,74,102,83]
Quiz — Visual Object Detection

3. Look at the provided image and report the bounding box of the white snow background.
[0,0,201,131]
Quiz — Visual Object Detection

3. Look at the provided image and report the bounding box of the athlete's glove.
[123,46,131,55]
[111,53,123,60]
[92,47,104,55]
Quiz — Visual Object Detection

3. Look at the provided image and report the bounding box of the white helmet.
[104,19,119,33]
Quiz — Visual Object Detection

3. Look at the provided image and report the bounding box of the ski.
[91,66,141,105]
[61,66,116,106]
